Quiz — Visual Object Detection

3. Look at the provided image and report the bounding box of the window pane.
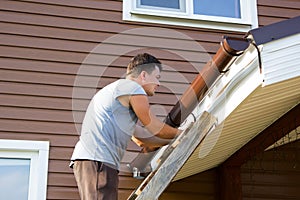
[194,0,241,18]
[140,0,180,9]
[0,158,30,200]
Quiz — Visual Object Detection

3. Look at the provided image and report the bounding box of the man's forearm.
[132,135,171,148]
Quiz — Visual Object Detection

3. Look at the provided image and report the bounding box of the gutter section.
[165,36,250,127]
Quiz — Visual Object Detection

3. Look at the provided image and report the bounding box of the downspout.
[166,36,250,127]
[129,36,250,177]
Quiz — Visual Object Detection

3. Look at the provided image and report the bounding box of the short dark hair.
[126,53,162,77]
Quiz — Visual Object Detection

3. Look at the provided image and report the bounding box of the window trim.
[0,139,50,200]
[123,0,258,32]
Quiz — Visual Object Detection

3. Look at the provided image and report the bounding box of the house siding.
[257,0,300,25]
[241,140,300,200]
[0,0,299,199]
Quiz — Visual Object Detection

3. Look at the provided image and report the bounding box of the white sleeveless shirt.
[71,79,146,169]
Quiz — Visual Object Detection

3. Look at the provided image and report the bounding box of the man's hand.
[130,95,180,139]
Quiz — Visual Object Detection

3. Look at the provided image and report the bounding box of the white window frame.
[0,140,50,200]
[123,0,258,32]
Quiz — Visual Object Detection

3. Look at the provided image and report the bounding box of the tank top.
[71,79,146,169]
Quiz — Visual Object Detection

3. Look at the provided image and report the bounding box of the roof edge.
[248,16,300,45]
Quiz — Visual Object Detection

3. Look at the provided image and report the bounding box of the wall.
[0,0,299,199]
[241,140,300,200]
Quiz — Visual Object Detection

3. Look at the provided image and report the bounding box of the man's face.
[142,66,161,96]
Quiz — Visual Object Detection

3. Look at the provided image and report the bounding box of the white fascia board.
[261,33,300,86]
[191,45,263,125]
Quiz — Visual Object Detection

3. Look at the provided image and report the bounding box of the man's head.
[126,53,162,96]
[126,53,162,77]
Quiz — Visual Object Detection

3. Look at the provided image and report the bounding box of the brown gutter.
[129,36,250,176]
[165,36,250,127]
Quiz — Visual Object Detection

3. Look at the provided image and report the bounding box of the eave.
[173,21,300,181]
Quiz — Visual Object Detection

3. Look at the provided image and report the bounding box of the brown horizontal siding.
[258,6,300,19]
[259,0,300,8]
[0,21,221,54]
[1,0,120,22]
[47,186,79,200]
[1,0,299,200]
[0,131,78,147]
[47,172,143,193]
[159,193,215,200]
[2,27,221,55]
[241,140,300,199]
[0,68,76,87]
[48,173,77,187]
[0,45,87,63]
[242,172,300,186]
[49,146,74,161]
[48,174,141,199]
[243,186,299,200]
[0,81,76,98]
[0,81,181,108]
[0,66,196,89]
[257,0,300,26]
[0,51,205,76]
[0,106,81,123]
[49,160,76,174]
[5,0,122,12]
[0,1,226,49]
[0,118,76,135]
[0,4,126,32]
[0,34,215,67]
[160,169,217,200]
[0,94,72,110]
[11,0,242,44]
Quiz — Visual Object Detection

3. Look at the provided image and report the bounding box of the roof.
[248,15,300,45]
[173,16,300,180]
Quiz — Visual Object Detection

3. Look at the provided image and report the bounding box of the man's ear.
[140,71,147,81]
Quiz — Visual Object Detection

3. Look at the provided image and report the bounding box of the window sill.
[124,11,257,32]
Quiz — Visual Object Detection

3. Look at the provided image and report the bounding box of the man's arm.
[129,95,181,140]
[132,125,172,148]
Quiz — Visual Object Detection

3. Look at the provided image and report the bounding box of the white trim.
[0,140,50,200]
[123,0,258,32]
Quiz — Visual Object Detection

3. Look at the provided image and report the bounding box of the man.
[70,53,181,200]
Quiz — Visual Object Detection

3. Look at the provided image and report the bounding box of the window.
[123,0,258,32]
[137,0,185,11]
[193,0,241,18]
[0,140,50,200]
[0,158,31,199]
